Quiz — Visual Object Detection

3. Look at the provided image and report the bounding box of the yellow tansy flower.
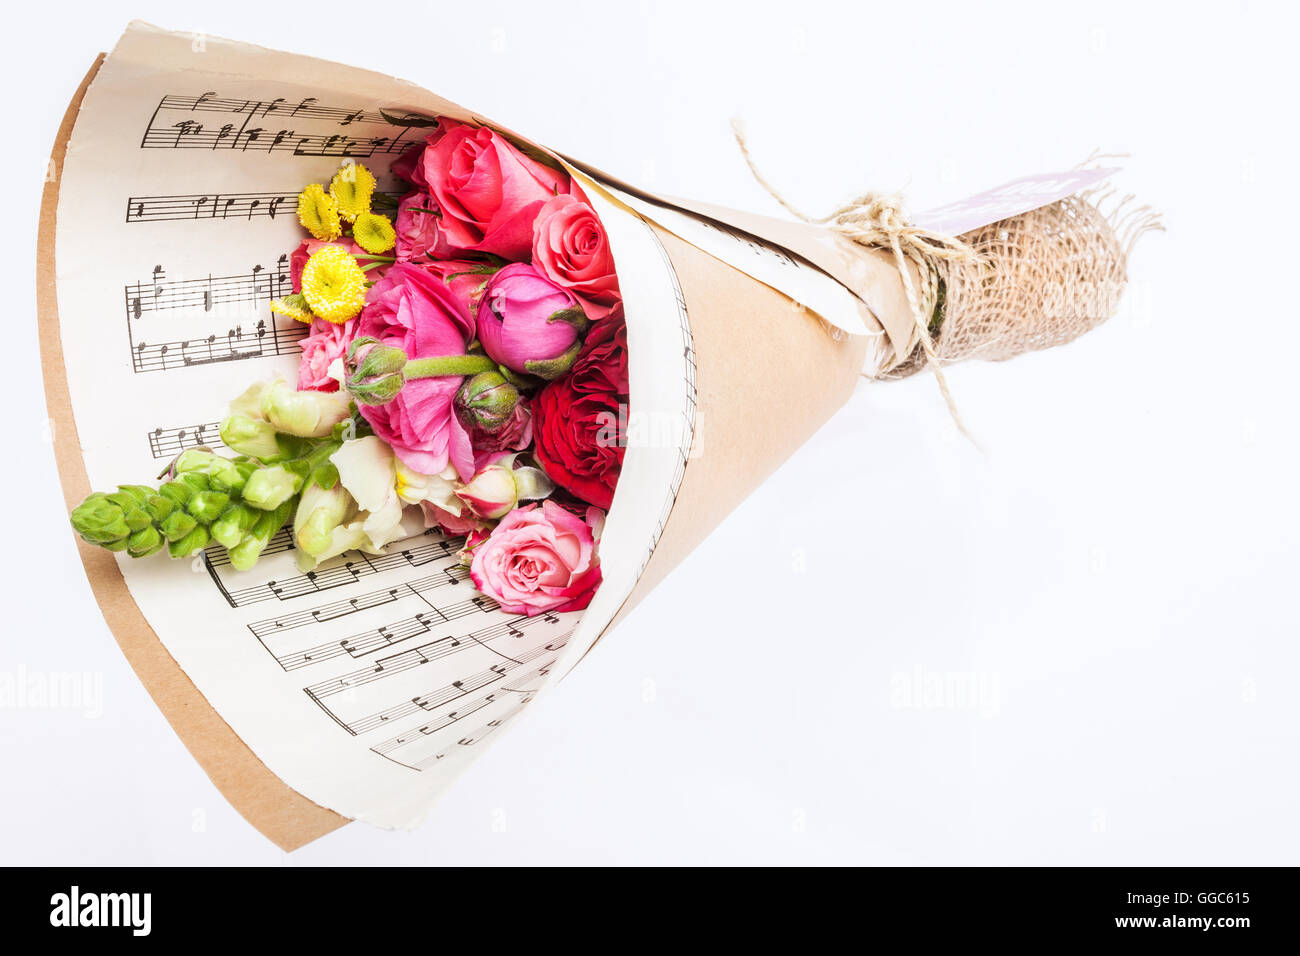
[353,213,397,255]
[300,246,368,324]
[329,163,377,223]
[298,184,342,241]
[269,293,315,324]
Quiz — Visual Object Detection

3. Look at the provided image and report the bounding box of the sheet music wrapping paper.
[54,23,697,827]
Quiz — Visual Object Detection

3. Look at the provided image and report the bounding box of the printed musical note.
[140,92,426,157]
[204,532,458,607]
[125,190,392,224]
[123,258,302,373]
[147,421,223,458]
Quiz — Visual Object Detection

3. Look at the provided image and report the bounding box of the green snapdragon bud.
[261,379,352,438]
[210,503,259,550]
[242,464,304,510]
[69,493,131,548]
[293,484,352,558]
[219,413,282,460]
[229,498,295,572]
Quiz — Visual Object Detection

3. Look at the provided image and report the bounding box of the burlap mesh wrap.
[886,190,1161,378]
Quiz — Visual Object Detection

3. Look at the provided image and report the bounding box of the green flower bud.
[210,503,258,550]
[229,498,295,572]
[260,379,352,438]
[242,464,304,510]
[167,524,210,558]
[159,509,198,543]
[126,525,164,558]
[70,493,131,547]
[220,413,282,460]
[293,484,353,557]
[455,371,519,433]
[345,338,408,406]
[158,480,194,508]
[186,489,231,524]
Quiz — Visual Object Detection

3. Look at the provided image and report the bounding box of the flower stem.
[404,355,499,379]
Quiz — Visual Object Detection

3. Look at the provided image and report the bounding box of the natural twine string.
[730,119,983,447]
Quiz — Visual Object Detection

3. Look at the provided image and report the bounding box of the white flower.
[330,436,406,550]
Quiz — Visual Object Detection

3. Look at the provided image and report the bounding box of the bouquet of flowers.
[43,24,1158,848]
[70,127,630,619]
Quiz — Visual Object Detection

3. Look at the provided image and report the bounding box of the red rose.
[571,310,628,397]
[532,377,624,510]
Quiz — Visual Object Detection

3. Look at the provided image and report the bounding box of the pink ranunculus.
[289,238,374,294]
[478,263,585,378]
[531,193,621,321]
[469,398,533,468]
[469,500,602,616]
[297,318,356,392]
[394,192,451,262]
[420,121,569,259]
[356,263,477,479]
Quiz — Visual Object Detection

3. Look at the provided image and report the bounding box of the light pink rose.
[394,192,451,262]
[420,121,569,259]
[421,502,488,538]
[531,193,621,321]
[297,318,355,392]
[478,263,584,378]
[469,500,602,616]
[356,263,476,479]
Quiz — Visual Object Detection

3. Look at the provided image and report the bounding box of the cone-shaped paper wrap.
[39,23,1151,849]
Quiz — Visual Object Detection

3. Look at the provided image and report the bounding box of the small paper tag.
[913,167,1118,237]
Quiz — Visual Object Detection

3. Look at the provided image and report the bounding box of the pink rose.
[421,502,488,538]
[420,121,569,259]
[394,192,452,262]
[478,263,585,378]
[469,500,602,616]
[297,318,355,392]
[356,263,476,479]
[531,193,621,321]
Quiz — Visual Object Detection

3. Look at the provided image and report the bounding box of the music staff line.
[125,189,397,224]
[148,421,224,459]
[268,594,499,674]
[205,533,458,608]
[124,259,303,374]
[248,564,470,639]
[151,92,418,126]
[413,695,538,770]
[303,612,562,714]
[142,92,419,157]
[364,640,566,741]
[371,650,564,770]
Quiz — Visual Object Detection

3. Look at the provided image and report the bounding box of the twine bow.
[731,119,983,447]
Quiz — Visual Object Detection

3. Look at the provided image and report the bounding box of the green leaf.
[380,109,440,128]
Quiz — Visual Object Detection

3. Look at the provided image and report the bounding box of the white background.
[4,1,1297,865]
